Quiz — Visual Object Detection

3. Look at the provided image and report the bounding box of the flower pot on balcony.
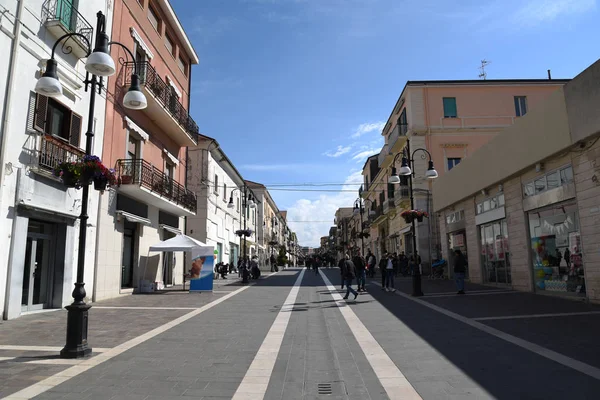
[93,176,108,191]
[120,175,133,185]
[61,170,79,188]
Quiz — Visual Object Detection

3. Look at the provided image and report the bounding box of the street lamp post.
[353,197,374,256]
[228,185,256,283]
[389,139,438,297]
[35,11,146,358]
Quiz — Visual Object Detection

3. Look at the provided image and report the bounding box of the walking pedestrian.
[454,249,467,294]
[379,252,388,290]
[353,252,366,292]
[314,256,320,275]
[338,257,345,289]
[385,254,395,291]
[342,254,358,300]
[366,251,376,278]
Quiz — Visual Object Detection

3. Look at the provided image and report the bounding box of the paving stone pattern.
[263,271,387,400]
[32,270,300,400]
[1,268,599,399]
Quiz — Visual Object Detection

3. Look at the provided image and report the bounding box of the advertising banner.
[189,246,215,292]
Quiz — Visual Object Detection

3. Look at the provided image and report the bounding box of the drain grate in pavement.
[318,383,333,395]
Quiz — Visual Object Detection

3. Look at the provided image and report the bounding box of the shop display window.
[528,202,585,295]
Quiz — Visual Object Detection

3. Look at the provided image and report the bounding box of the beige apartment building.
[433,60,600,302]
[361,78,568,271]
[334,207,354,260]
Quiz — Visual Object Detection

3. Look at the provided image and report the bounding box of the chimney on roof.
[547,69,552,80]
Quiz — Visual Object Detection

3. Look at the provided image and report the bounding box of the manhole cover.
[318,383,333,395]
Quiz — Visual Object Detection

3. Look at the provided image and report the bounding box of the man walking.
[342,254,358,300]
[366,251,375,278]
[385,254,395,292]
[454,249,467,294]
[314,256,321,275]
[338,256,346,290]
[353,252,367,292]
[379,252,388,290]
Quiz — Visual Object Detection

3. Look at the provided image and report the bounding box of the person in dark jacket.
[342,254,358,300]
[379,253,388,289]
[353,252,366,292]
[338,257,346,289]
[454,249,467,294]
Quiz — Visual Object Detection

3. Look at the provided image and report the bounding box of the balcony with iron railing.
[123,61,198,147]
[116,159,197,216]
[36,133,85,176]
[42,0,93,59]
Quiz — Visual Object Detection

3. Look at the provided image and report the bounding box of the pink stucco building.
[362,78,569,269]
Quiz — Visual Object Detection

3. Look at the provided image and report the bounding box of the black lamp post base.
[412,274,424,297]
[60,303,92,359]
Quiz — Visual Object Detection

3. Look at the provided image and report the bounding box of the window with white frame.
[523,165,573,197]
[445,210,465,225]
[476,193,505,215]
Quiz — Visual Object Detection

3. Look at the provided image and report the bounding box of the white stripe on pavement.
[375,281,600,381]
[232,268,306,400]
[2,272,279,400]
[93,306,198,310]
[473,310,600,321]
[319,270,422,400]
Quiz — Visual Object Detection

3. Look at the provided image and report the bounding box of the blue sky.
[172,0,599,247]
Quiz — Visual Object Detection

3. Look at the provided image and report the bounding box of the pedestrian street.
[1,268,600,400]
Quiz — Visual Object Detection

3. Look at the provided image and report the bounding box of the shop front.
[479,220,510,284]
[528,201,585,296]
[445,209,467,278]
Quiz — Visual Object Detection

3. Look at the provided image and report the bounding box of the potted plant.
[53,161,82,188]
[79,155,117,192]
[415,210,429,222]
[401,210,429,223]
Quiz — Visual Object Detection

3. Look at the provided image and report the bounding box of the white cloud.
[286,170,363,247]
[512,0,595,27]
[351,121,385,138]
[323,145,352,158]
[438,0,595,30]
[352,148,380,163]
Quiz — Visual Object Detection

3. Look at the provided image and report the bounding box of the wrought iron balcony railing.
[123,61,199,143]
[38,134,85,173]
[42,0,93,49]
[116,159,197,213]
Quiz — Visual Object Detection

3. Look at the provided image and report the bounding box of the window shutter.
[69,112,82,148]
[34,94,48,132]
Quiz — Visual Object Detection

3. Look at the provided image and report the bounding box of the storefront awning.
[116,211,151,226]
[160,224,181,234]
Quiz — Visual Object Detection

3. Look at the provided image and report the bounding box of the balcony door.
[123,133,140,184]
[56,0,78,32]
[134,46,147,83]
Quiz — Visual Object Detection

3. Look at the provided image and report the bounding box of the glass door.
[22,223,54,312]
[481,220,511,284]
[121,221,136,288]
[162,230,176,286]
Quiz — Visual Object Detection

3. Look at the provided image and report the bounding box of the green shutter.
[443,98,457,118]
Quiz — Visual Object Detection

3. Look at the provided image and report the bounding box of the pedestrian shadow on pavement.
[318,269,600,400]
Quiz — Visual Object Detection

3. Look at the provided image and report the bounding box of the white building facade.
[0,0,110,319]
[187,137,258,269]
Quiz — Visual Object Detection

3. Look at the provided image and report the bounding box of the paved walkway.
[0,268,599,399]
